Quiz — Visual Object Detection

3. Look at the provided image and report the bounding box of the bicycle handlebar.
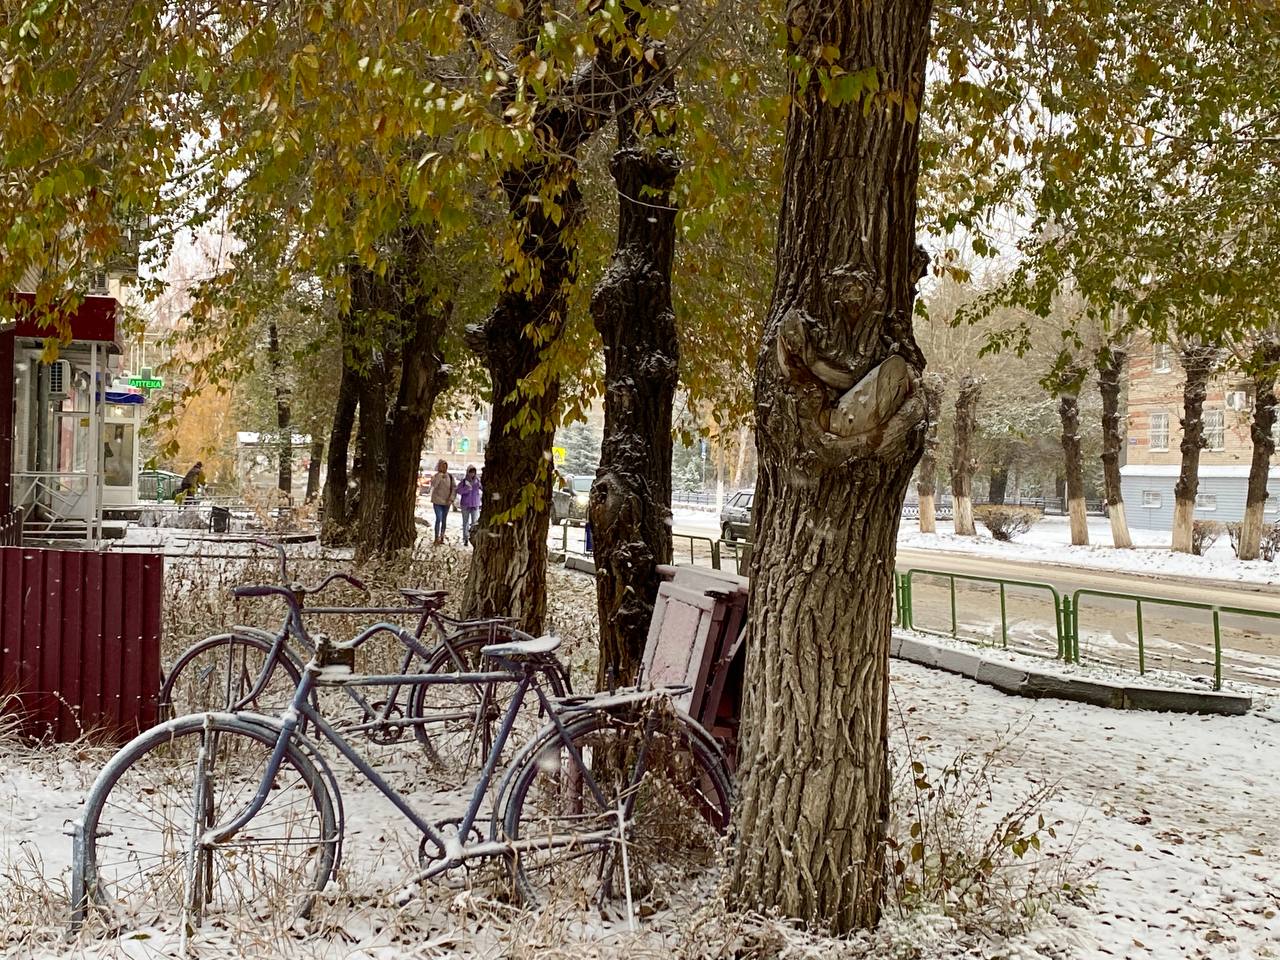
[299,571,368,595]
[249,538,289,581]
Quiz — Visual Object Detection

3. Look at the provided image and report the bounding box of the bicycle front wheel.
[159,631,302,719]
[496,701,731,913]
[77,714,338,935]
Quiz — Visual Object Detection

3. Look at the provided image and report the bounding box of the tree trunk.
[951,375,980,535]
[266,320,293,500]
[916,373,943,533]
[588,134,679,689]
[1059,389,1089,546]
[733,424,750,489]
[305,435,324,504]
[352,347,390,561]
[988,462,1010,505]
[460,160,579,634]
[1172,343,1216,553]
[1097,345,1132,548]
[319,331,360,545]
[1240,350,1279,560]
[381,285,452,556]
[730,0,932,932]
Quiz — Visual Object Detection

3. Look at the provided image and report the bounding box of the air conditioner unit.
[47,360,72,399]
[1225,390,1248,412]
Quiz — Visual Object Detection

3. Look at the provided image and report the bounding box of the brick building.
[1121,338,1280,530]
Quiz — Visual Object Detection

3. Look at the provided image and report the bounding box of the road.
[650,513,1280,688]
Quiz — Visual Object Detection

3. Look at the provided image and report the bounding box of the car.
[551,474,594,524]
[720,489,754,541]
[138,469,187,502]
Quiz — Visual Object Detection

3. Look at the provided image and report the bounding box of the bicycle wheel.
[408,626,568,777]
[77,714,338,934]
[496,701,731,912]
[159,631,302,719]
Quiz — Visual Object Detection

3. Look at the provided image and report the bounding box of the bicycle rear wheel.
[409,626,567,778]
[76,714,337,935]
[159,630,302,719]
[496,701,731,913]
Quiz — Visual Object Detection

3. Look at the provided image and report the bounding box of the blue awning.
[102,391,145,405]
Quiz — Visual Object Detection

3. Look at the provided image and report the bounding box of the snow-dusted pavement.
[3,658,1277,958]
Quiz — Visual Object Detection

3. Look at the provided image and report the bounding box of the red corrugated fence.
[0,546,164,740]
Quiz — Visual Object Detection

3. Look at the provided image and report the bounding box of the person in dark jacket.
[176,461,204,503]
[457,465,482,546]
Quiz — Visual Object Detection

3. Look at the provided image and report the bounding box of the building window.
[1142,490,1162,508]
[1149,412,1169,451]
[1204,409,1225,451]
[1195,493,1217,511]
[1152,343,1172,373]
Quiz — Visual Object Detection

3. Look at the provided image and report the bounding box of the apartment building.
[1121,338,1280,530]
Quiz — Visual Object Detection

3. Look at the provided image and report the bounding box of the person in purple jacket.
[458,465,482,547]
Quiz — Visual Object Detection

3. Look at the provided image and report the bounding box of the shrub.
[1226,521,1280,562]
[973,505,1043,542]
[1191,519,1225,556]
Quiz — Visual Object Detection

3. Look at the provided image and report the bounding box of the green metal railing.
[898,568,1066,659]
[893,567,1280,691]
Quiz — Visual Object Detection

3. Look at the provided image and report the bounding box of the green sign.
[128,377,164,390]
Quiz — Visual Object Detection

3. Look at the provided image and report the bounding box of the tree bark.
[305,435,324,504]
[1172,343,1216,553]
[1058,387,1089,546]
[460,159,579,634]
[1240,346,1279,560]
[352,348,391,561]
[916,372,943,533]
[319,324,360,545]
[951,375,980,535]
[1098,345,1132,548]
[266,320,293,500]
[588,134,680,689]
[381,270,452,556]
[730,0,932,932]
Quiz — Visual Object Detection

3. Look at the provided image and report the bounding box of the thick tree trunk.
[589,136,679,689]
[267,321,293,500]
[730,0,932,932]
[733,425,750,489]
[382,289,452,555]
[1059,388,1089,546]
[1172,343,1216,553]
[1240,351,1278,560]
[1098,346,1132,548]
[319,328,360,545]
[951,375,980,535]
[305,435,324,504]
[916,373,943,533]
[461,160,579,634]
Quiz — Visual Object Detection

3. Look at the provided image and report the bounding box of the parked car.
[720,489,754,541]
[551,474,593,524]
[138,469,186,502]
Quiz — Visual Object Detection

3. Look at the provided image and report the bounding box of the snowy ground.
[3,656,1278,959]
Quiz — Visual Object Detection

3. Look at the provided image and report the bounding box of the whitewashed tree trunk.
[1171,343,1216,554]
[951,376,980,535]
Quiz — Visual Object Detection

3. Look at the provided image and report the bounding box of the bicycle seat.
[400,588,449,608]
[481,634,561,658]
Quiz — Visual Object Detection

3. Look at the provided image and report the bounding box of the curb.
[564,555,596,576]
[891,630,1252,716]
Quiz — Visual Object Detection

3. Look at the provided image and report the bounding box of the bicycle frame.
[201,622,616,881]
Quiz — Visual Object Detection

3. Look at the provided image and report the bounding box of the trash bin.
[209,506,231,534]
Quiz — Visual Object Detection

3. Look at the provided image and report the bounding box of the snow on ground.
[902,516,1280,586]
[3,658,1278,958]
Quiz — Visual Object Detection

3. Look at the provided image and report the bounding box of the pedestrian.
[429,459,456,545]
[175,460,204,504]
[457,465,482,547]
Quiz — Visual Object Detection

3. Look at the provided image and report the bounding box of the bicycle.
[159,540,568,770]
[72,583,733,937]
